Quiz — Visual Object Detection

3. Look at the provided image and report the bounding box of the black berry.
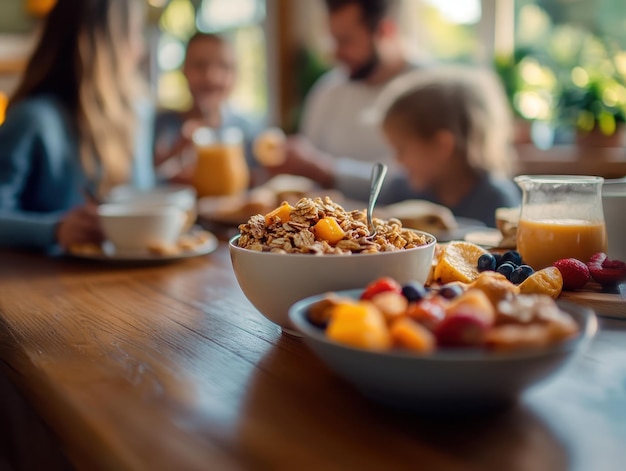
[439,284,464,299]
[510,265,535,284]
[493,253,503,268]
[501,251,522,267]
[401,282,428,303]
[497,262,517,280]
[478,253,497,272]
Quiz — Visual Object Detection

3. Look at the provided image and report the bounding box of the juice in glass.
[191,127,249,197]
[515,176,607,270]
[517,218,607,269]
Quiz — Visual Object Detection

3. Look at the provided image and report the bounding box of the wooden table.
[1,245,625,471]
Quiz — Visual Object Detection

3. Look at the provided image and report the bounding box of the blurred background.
[1,0,624,148]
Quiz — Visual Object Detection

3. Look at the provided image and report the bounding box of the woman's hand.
[56,204,104,250]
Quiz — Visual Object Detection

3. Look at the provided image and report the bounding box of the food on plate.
[147,242,181,256]
[494,207,519,249]
[433,241,489,284]
[488,295,579,351]
[198,175,343,225]
[517,267,563,299]
[470,271,519,306]
[237,196,432,254]
[147,230,213,256]
[253,127,286,166]
[587,252,626,286]
[381,199,457,234]
[260,174,317,201]
[554,258,591,290]
[68,243,103,256]
[325,301,392,351]
[307,276,579,353]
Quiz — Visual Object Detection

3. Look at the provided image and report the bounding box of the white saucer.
[68,232,218,263]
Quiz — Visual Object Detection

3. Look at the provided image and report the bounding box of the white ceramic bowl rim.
[289,289,597,362]
[228,230,437,259]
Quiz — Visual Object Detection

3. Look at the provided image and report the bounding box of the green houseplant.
[559,78,626,147]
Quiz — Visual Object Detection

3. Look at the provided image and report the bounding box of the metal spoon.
[366,162,388,239]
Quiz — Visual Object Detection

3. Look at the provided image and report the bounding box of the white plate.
[68,232,218,264]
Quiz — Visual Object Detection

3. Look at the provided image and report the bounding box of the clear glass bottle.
[515,175,607,269]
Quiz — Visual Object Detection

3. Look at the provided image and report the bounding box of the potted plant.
[558,78,626,148]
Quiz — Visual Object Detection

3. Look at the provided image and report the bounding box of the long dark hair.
[10,0,143,193]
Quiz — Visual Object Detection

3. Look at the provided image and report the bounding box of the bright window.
[399,0,483,63]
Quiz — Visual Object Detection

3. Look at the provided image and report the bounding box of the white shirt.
[300,68,402,201]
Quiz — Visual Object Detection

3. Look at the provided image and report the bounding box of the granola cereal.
[237,197,432,255]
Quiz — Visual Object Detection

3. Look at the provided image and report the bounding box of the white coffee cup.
[98,204,187,253]
[107,184,197,232]
[602,178,626,261]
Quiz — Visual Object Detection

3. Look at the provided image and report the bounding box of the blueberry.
[510,265,534,284]
[402,282,428,303]
[477,253,497,272]
[439,284,464,299]
[497,262,516,280]
[501,251,522,267]
[493,253,503,268]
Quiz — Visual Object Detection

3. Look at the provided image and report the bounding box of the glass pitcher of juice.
[191,127,250,197]
[515,175,607,269]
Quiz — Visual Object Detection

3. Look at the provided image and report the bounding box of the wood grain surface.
[1,245,626,471]
[560,282,626,319]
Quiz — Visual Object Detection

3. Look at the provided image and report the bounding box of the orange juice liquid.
[517,219,607,269]
[192,144,249,197]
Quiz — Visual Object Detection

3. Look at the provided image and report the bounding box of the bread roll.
[382,200,458,234]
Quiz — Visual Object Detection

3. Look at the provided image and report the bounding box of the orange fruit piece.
[518,267,563,299]
[390,318,435,353]
[264,202,292,226]
[313,217,346,245]
[433,241,489,284]
[326,301,391,351]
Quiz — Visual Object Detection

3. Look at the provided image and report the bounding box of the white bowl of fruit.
[288,274,597,413]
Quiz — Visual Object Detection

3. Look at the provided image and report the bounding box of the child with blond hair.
[379,66,520,227]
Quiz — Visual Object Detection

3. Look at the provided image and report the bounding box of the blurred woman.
[0,0,152,251]
[154,33,259,181]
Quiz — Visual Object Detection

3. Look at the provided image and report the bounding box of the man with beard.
[270,0,415,201]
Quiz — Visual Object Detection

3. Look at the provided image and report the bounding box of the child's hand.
[56,204,104,250]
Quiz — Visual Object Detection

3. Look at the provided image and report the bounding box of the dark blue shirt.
[0,95,155,249]
[385,171,521,227]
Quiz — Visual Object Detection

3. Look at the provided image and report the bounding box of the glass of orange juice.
[515,175,607,269]
[191,127,250,197]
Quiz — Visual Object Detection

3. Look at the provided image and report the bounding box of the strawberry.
[587,253,626,286]
[360,277,402,301]
[553,258,590,290]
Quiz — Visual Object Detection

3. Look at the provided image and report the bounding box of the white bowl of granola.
[229,197,437,334]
